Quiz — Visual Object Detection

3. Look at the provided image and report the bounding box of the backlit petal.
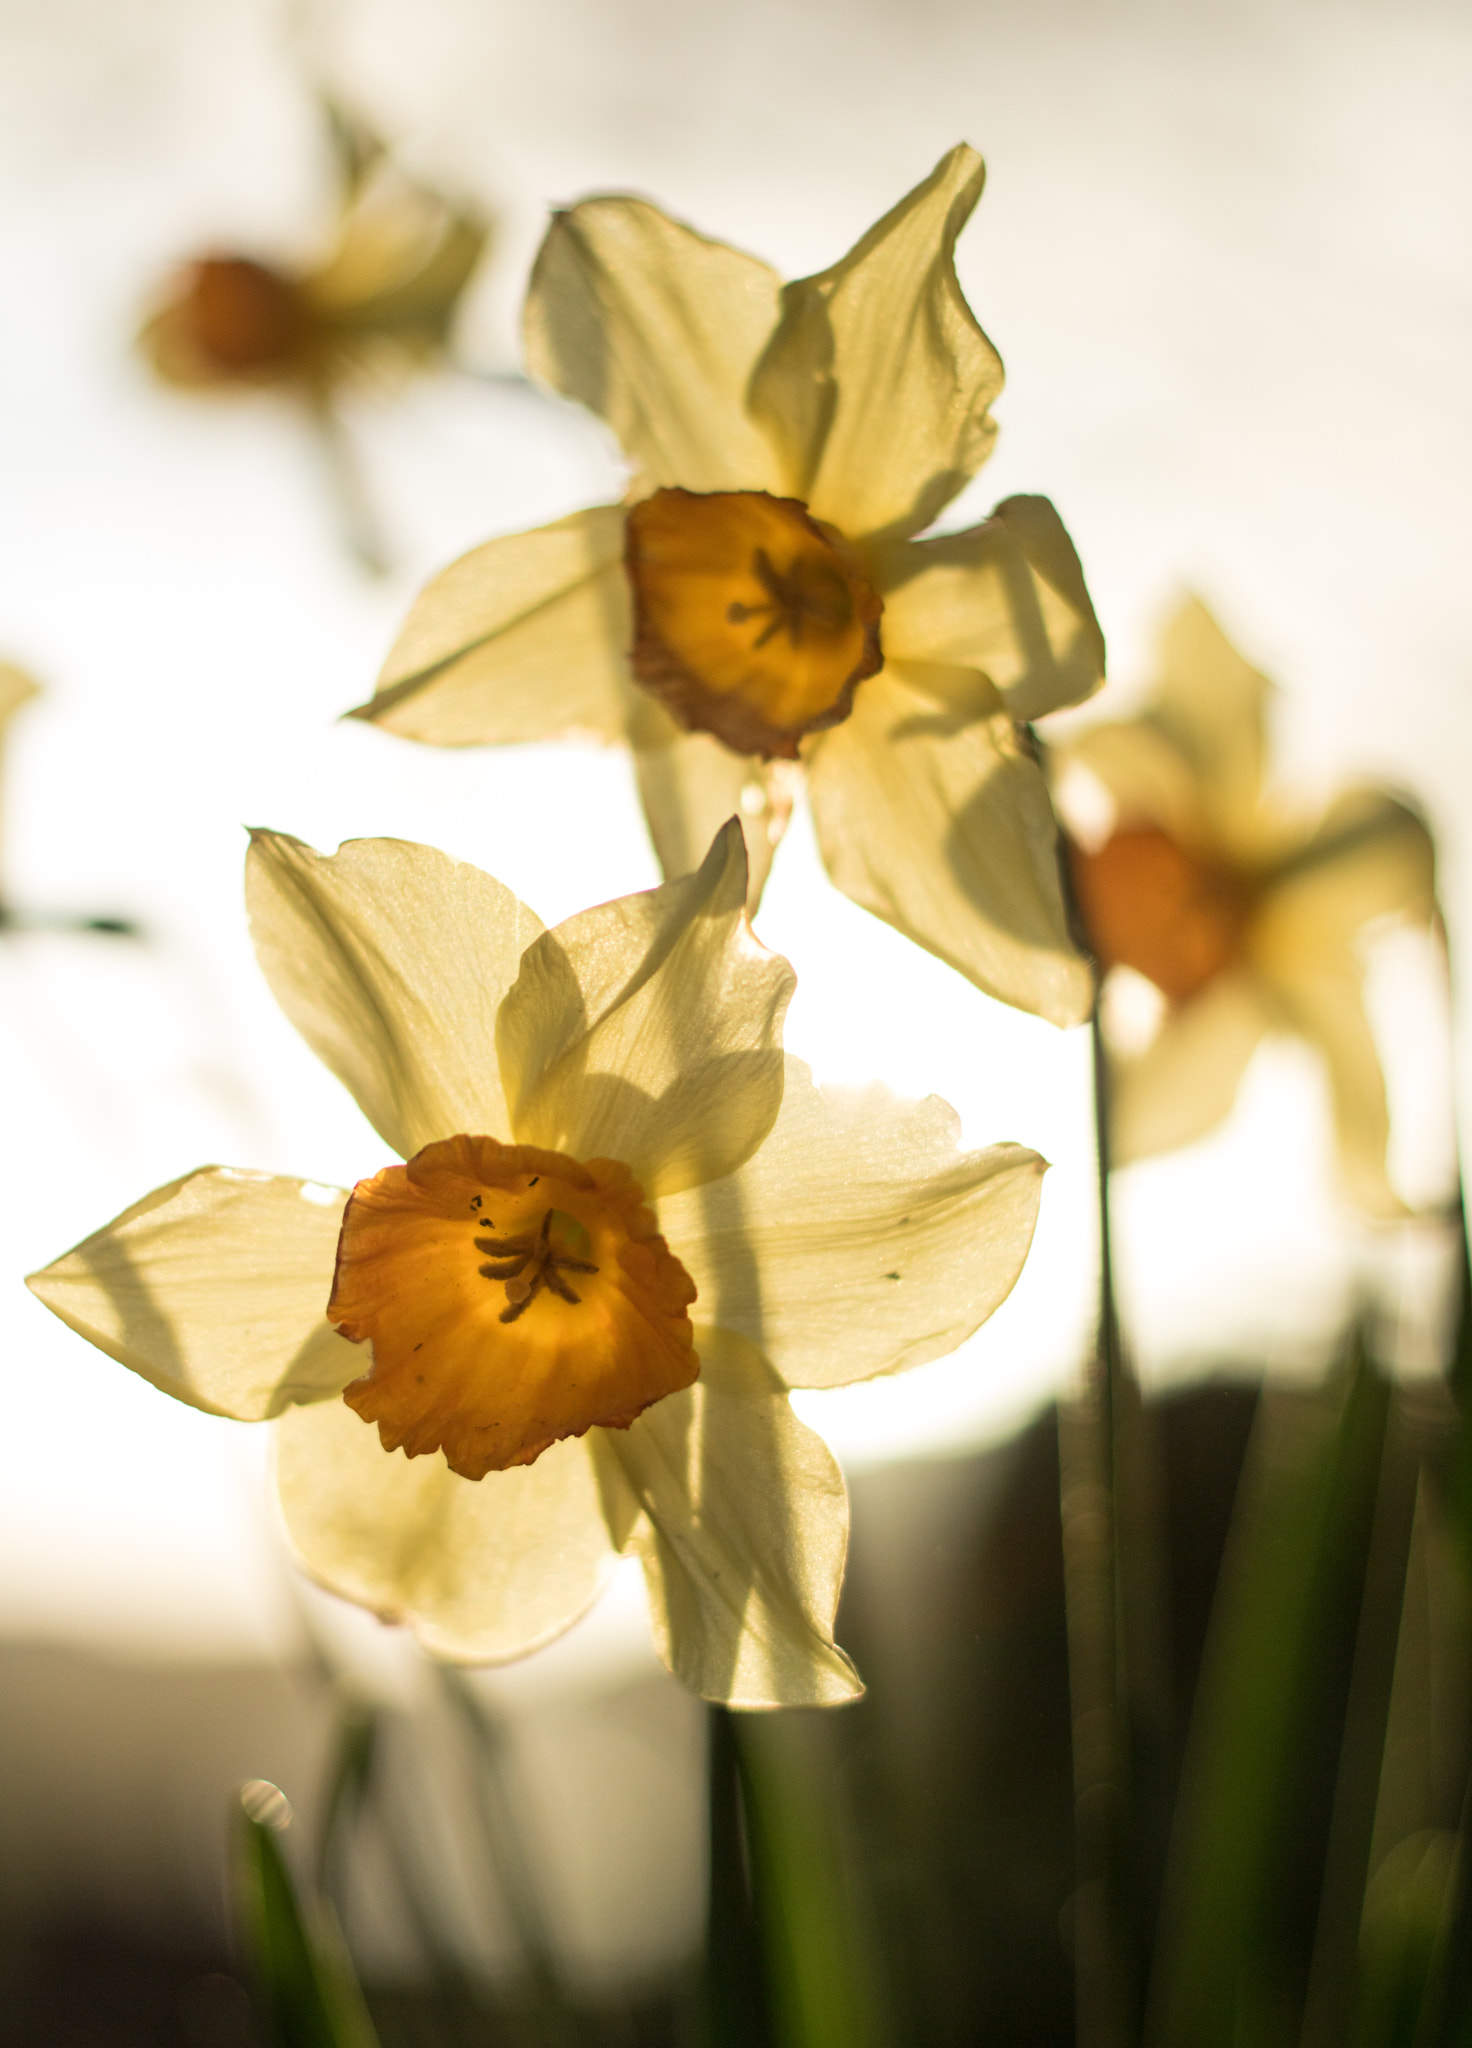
[1256,960,1400,1215]
[598,1326,860,1708]
[353,506,632,746]
[524,197,784,495]
[659,1058,1045,1389]
[1151,597,1272,850]
[629,694,796,908]
[305,174,486,339]
[806,664,1093,1025]
[1246,794,1436,1214]
[875,496,1104,719]
[497,821,794,1197]
[247,832,543,1159]
[275,1401,616,1663]
[1254,792,1437,955]
[1063,719,1211,850]
[749,144,1001,542]
[26,1168,356,1421]
[1108,972,1272,1165]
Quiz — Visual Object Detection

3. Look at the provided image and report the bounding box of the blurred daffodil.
[141,107,487,399]
[28,823,1044,1706]
[140,105,487,572]
[1055,598,1436,1214]
[353,145,1105,1026]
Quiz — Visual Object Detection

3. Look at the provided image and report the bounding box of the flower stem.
[1056,1005,1138,2048]
[306,395,390,578]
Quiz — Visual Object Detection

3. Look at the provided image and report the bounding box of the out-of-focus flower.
[0,661,37,918]
[140,109,487,398]
[28,823,1044,1705]
[1055,598,1437,1213]
[352,145,1105,1027]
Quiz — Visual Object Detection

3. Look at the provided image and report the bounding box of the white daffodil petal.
[1108,971,1272,1165]
[354,506,632,746]
[26,1168,355,1422]
[807,665,1093,1026]
[497,820,793,1197]
[1062,720,1210,850]
[1256,959,1401,1216]
[524,197,785,496]
[598,1326,861,1708]
[1151,597,1272,847]
[0,660,39,727]
[1253,794,1437,963]
[876,496,1105,720]
[247,833,543,1160]
[629,697,795,909]
[749,143,1001,542]
[307,174,486,331]
[1245,802,1435,1215]
[276,1402,617,1663]
[659,1057,1044,1389]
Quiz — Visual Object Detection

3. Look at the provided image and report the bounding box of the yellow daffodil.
[27,823,1044,1705]
[141,110,487,397]
[351,146,1105,1027]
[1054,598,1437,1213]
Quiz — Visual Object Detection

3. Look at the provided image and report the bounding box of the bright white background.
[0,0,1466,1699]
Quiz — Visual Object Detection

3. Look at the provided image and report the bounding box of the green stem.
[1056,1008,1137,2048]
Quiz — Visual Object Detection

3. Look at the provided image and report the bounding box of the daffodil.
[1054,598,1436,1213]
[141,108,487,397]
[28,823,1044,1705]
[351,146,1105,1027]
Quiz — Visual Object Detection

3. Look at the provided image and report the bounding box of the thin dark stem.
[306,395,390,578]
[1056,1008,1134,2048]
[1048,779,1152,2048]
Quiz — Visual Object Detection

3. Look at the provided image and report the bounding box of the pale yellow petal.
[0,660,40,727]
[354,506,632,746]
[660,1057,1044,1388]
[1254,792,1437,955]
[1258,961,1399,1215]
[497,821,793,1197]
[1062,720,1208,848]
[247,832,543,1159]
[875,495,1105,719]
[749,144,1001,542]
[1108,971,1271,1164]
[597,1325,860,1707]
[275,1400,616,1662]
[1151,596,1272,847]
[1246,794,1436,1215]
[524,197,784,495]
[629,693,796,907]
[306,172,486,338]
[806,664,1093,1025]
[26,1168,356,1421]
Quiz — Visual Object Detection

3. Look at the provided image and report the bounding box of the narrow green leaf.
[316,1704,378,1900]
[701,1706,775,2048]
[733,1710,890,2048]
[437,1668,578,2047]
[233,1782,380,2048]
[1144,1338,1389,2047]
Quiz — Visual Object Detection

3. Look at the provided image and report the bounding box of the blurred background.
[0,0,1467,2039]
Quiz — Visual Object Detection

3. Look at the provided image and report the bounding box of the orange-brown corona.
[143,257,311,388]
[625,488,884,759]
[1069,826,1256,1006]
[328,1134,698,1480]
